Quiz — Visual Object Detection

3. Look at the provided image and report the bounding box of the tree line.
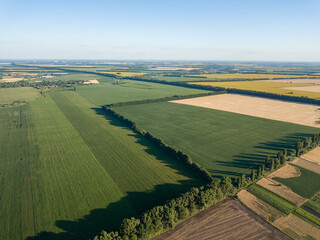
[93,177,236,240]
[103,107,213,182]
[238,133,320,189]
[105,92,221,108]
[0,79,85,89]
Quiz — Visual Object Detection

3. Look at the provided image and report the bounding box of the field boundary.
[16,64,320,105]
[104,91,224,108]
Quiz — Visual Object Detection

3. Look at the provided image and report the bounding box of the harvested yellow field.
[259,78,320,84]
[274,214,320,240]
[186,73,316,80]
[237,190,285,222]
[83,79,99,84]
[191,81,320,99]
[292,158,320,174]
[256,178,307,206]
[284,85,320,93]
[171,94,320,128]
[299,147,320,164]
[99,71,147,77]
[1,77,24,82]
[268,164,300,179]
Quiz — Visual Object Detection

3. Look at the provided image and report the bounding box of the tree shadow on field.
[92,108,206,183]
[27,180,199,240]
[27,108,204,240]
[215,132,316,176]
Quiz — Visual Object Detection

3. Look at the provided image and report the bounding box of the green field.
[46,73,114,83]
[115,102,318,177]
[247,184,296,214]
[0,92,204,240]
[274,165,320,198]
[77,80,210,106]
[0,87,41,105]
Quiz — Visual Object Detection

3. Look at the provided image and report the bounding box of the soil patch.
[299,147,320,164]
[268,164,300,179]
[292,158,320,174]
[274,214,320,239]
[83,79,99,84]
[238,190,285,221]
[171,94,320,128]
[153,198,290,240]
[1,77,24,82]
[284,85,320,93]
[259,79,320,84]
[256,178,307,206]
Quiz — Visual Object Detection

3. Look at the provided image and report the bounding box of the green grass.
[46,73,114,83]
[0,92,204,240]
[0,87,41,104]
[247,184,297,214]
[304,200,320,213]
[294,208,320,226]
[77,80,210,106]
[274,165,320,199]
[115,102,318,177]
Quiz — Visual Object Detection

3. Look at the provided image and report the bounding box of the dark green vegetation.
[274,165,320,198]
[94,178,235,240]
[247,184,296,214]
[115,102,318,177]
[0,91,204,240]
[305,200,320,213]
[247,184,320,226]
[104,107,213,182]
[77,80,210,106]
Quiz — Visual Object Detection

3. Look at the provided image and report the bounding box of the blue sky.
[1,0,320,61]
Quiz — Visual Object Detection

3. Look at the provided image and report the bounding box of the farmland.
[77,80,210,106]
[115,101,318,177]
[191,81,320,99]
[274,165,320,198]
[171,93,320,128]
[0,87,41,105]
[186,73,317,80]
[0,91,204,240]
[2,61,320,240]
[153,198,289,240]
[99,71,147,77]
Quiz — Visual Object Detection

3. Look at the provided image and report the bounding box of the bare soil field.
[259,78,320,84]
[171,94,320,128]
[299,147,320,164]
[284,85,320,93]
[274,214,320,240]
[237,190,285,222]
[153,198,290,240]
[292,158,320,174]
[83,79,99,84]
[257,178,307,206]
[1,77,24,82]
[268,164,300,179]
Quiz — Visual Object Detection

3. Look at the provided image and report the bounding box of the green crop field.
[46,73,114,83]
[247,184,296,214]
[115,102,318,177]
[0,92,204,240]
[77,80,210,106]
[274,165,320,198]
[0,87,41,104]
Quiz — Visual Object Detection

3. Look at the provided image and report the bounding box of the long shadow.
[218,133,315,172]
[27,108,205,240]
[92,107,206,183]
[27,180,198,240]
